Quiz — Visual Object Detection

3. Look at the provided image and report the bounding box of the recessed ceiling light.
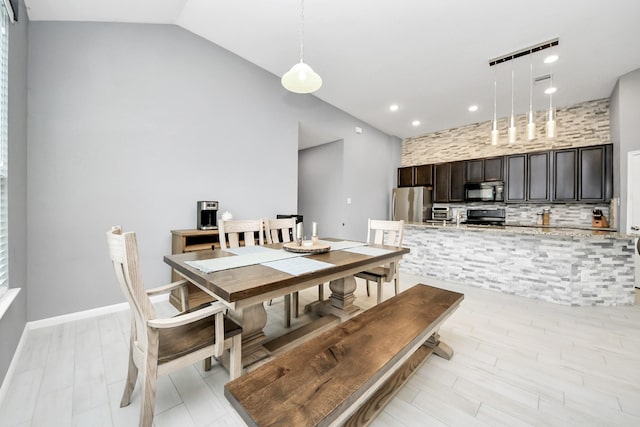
[468,105,479,112]
[389,104,399,111]
[544,54,559,64]
[412,120,421,126]
[544,87,557,94]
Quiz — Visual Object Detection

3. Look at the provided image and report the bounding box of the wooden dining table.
[164,239,409,366]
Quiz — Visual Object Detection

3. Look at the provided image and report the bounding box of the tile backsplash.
[437,202,612,228]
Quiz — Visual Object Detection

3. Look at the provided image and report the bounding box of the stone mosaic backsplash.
[401,99,610,166]
[400,224,636,306]
[437,202,613,228]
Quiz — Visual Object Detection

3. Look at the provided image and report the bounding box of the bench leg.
[376,278,383,304]
[425,332,454,360]
[318,283,324,301]
[229,334,243,380]
[366,280,370,297]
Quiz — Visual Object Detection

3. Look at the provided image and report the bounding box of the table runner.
[185,240,368,274]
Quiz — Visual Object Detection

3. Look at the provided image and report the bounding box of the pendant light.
[281,0,322,94]
[508,69,516,144]
[546,70,556,138]
[491,74,499,146]
[527,61,536,140]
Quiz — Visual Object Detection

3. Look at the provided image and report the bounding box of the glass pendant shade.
[527,112,536,141]
[281,61,322,93]
[491,120,499,146]
[546,108,556,138]
[282,0,322,94]
[508,115,516,144]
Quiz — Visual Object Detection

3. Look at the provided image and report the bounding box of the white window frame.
[0,4,8,300]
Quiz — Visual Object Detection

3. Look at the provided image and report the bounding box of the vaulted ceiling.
[23,0,640,140]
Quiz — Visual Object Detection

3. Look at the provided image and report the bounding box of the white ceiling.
[23,0,640,141]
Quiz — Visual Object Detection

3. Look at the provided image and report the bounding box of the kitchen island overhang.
[401,223,636,306]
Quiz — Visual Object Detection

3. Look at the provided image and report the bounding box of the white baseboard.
[0,293,171,407]
[27,294,169,330]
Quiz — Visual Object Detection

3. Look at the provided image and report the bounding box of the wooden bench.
[224,284,464,427]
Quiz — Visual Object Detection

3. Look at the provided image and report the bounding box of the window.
[0,5,8,300]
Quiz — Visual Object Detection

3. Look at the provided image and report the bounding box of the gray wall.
[1,0,28,384]
[298,140,344,238]
[26,22,399,320]
[610,68,640,231]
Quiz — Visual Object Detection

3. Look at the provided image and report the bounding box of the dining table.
[163,238,410,366]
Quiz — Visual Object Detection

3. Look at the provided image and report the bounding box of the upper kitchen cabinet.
[553,144,612,202]
[397,167,414,187]
[505,154,527,202]
[414,164,433,186]
[466,157,504,182]
[506,152,551,203]
[433,163,451,203]
[553,149,578,201]
[397,164,433,187]
[528,152,551,202]
[579,144,613,202]
[449,161,466,202]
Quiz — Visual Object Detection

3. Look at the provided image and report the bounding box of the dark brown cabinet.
[414,164,433,186]
[553,145,612,202]
[433,163,451,203]
[553,149,578,201]
[466,157,504,182]
[450,161,466,202]
[579,145,612,202]
[528,152,551,202]
[484,157,504,181]
[506,154,527,202]
[398,167,413,187]
[466,159,484,183]
[398,164,433,187]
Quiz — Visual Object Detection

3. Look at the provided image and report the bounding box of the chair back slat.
[219,219,265,249]
[106,226,155,352]
[367,219,405,248]
[266,218,296,244]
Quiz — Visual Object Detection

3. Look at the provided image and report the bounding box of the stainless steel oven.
[464,181,504,202]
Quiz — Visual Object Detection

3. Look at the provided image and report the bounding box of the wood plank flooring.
[1,274,639,426]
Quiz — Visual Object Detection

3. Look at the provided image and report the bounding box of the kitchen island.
[401,222,636,306]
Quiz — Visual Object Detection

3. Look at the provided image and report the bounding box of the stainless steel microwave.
[464,181,504,202]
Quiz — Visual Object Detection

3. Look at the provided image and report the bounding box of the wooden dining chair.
[265,218,298,327]
[218,219,265,249]
[106,226,242,427]
[355,219,405,304]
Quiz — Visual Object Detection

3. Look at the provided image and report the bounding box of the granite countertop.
[405,221,633,239]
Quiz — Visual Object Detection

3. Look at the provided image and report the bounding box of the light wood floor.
[1,274,639,426]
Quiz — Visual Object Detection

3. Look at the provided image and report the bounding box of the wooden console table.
[169,229,221,309]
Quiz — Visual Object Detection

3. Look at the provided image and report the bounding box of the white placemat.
[342,246,395,256]
[261,257,335,276]
[186,248,302,274]
[317,240,367,251]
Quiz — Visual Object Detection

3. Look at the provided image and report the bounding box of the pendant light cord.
[529,62,533,112]
[299,0,305,62]
[511,69,515,116]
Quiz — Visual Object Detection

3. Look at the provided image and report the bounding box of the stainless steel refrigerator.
[392,187,432,222]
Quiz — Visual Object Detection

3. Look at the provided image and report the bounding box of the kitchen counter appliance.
[464,181,505,202]
[432,206,452,221]
[465,208,506,226]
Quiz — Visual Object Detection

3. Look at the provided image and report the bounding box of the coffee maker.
[197,201,218,230]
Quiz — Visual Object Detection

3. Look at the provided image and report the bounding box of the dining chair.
[106,226,242,427]
[218,219,265,249]
[355,219,405,304]
[265,218,298,328]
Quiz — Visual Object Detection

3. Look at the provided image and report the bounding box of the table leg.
[308,276,361,321]
[227,303,269,366]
